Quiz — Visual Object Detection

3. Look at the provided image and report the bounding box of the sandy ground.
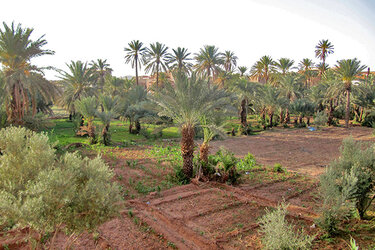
[210,126,375,176]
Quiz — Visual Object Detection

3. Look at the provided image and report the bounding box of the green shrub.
[237,153,257,171]
[318,137,375,234]
[273,163,286,173]
[258,203,315,250]
[314,111,328,127]
[208,148,240,184]
[0,127,121,234]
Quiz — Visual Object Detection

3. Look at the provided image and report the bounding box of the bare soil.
[210,126,375,176]
[2,127,375,249]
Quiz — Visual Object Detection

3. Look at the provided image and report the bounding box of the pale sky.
[2,0,375,80]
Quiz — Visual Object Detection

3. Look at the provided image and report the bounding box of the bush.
[273,163,286,173]
[318,137,375,234]
[314,111,328,127]
[258,203,315,250]
[237,153,257,171]
[208,148,240,184]
[0,127,121,234]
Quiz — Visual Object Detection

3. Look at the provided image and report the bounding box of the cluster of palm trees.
[1,21,374,179]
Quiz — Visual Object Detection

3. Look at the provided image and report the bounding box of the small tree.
[75,96,98,144]
[151,72,233,178]
[97,95,120,145]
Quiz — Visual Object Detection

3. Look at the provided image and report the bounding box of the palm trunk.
[102,124,110,146]
[199,142,209,164]
[181,124,195,178]
[269,113,273,128]
[240,98,247,127]
[299,115,303,124]
[307,117,310,126]
[345,89,350,128]
[328,99,334,126]
[156,64,159,88]
[279,109,284,124]
[285,108,290,123]
[129,122,133,133]
[360,107,364,122]
[88,120,96,144]
[135,57,139,86]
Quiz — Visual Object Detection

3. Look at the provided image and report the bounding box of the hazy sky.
[2,0,375,79]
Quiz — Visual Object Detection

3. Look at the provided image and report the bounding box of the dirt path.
[210,127,374,176]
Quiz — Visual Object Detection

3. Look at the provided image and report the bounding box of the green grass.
[42,118,180,147]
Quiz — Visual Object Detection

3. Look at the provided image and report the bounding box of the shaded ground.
[210,126,375,176]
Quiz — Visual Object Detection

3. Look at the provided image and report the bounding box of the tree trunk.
[285,108,290,123]
[360,107,364,122]
[135,57,139,86]
[307,117,310,126]
[240,98,247,127]
[88,120,96,144]
[181,124,195,178]
[279,109,284,124]
[156,64,159,88]
[102,124,110,146]
[199,142,209,164]
[135,120,141,133]
[299,115,303,124]
[269,113,273,128]
[129,123,133,133]
[328,100,334,126]
[345,89,350,128]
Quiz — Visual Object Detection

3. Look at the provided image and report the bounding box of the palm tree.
[316,62,329,77]
[58,61,96,115]
[275,58,295,75]
[194,45,224,85]
[144,42,169,88]
[335,58,366,128]
[278,74,302,123]
[261,85,286,127]
[223,50,238,72]
[315,39,334,74]
[124,40,146,86]
[0,22,55,125]
[238,66,248,77]
[250,56,275,84]
[75,96,98,144]
[97,95,120,145]
[90,59,112,91]
[167,47,192,73]
[151,72,233,178]
[298,58,315,87]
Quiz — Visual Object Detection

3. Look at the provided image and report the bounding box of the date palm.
[223,50,238,72]
[298,58,315,87]
[124,40,146,86]
[238,66,248,77]
[97,95,120,145]
[75,96,98,144]
[167,47,192,73]
[151,72,233,178]
[194,45,224,85]
[335,58,366,128]
[144,42,169,88]
[315,39,334,74]
[278,74,302,123]
[0,22,55,125]
[275,58,295,75]
[251,56,275,84]
[90,59,112,91]
[58,60,96,114]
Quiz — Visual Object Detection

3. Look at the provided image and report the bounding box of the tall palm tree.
[275,58,295,75]
[194,45,224,85]
[90,59,112,91]
[238,66,248,77]
[278,74,302,123]
[223,50,238,72]
[151,72,233,178]
[0,22,55,124]
[335,58,366,128]
[315,39,334,74]
[167,47,192,73]
[58,61,96,115]
[298,58,315,87]
[144,42,169,88]
[124,40,146,86]
[250,56,275,84]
